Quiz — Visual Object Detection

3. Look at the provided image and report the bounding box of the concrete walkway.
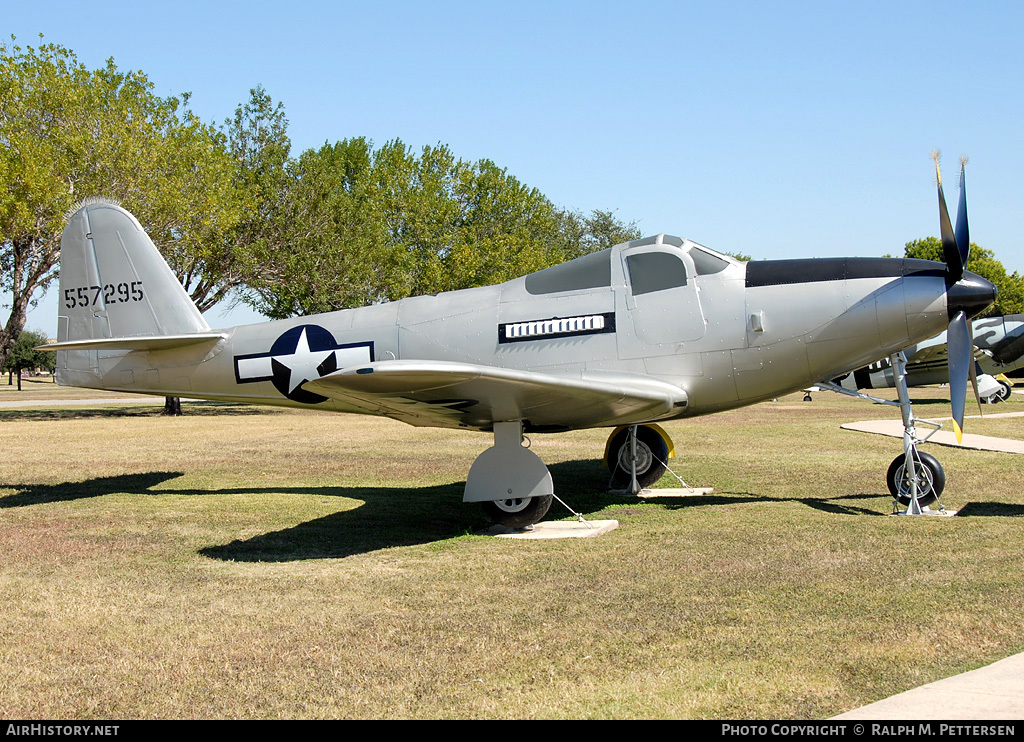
[0,396,165,408]
[842,411,1024,454]
[834,652,1024,720]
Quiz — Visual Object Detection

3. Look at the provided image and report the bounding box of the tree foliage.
[904,237,1024,317]
[3,328,53,389]
[2,37,643,353]
[0,36,248,370]
[214,85,291,312]
[242,138,640,318]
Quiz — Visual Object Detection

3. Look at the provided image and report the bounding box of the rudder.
[58,199,210,344]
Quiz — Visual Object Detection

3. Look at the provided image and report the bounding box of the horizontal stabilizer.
[39,333,226,353]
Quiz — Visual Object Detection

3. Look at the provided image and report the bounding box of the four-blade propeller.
[935,153,981,443]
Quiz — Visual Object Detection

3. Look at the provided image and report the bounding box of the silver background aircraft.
[45,167,996,528]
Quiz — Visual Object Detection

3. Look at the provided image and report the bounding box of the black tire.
[608,426,669,489]
[996,380,1012,402]
[481,495,553,529]
[886,451,945,507]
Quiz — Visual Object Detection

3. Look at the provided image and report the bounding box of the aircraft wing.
[902,338,950,372]
[303,359,688,431]
[903,336,996,374]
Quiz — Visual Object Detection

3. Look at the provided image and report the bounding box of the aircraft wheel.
[886,451,945,508]
[608,426,669,489]
[996,380,1012,402]
[481,495,553,529]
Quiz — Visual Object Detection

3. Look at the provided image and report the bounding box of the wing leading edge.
[303,359,688,432]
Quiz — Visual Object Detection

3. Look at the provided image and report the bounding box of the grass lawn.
[1,383,1022,719]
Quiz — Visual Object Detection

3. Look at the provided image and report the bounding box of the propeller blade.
[955,159,970,269]
[947,311,971,443]
[934,152,965,281]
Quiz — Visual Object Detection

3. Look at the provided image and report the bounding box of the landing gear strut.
[465,421,554,528]
[606,424,671,493]
[887,351,947,514]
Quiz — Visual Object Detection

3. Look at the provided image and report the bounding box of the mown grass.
[0,386,1022,719]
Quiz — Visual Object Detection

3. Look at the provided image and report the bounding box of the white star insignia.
[272,328,336,394]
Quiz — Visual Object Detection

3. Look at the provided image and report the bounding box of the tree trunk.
[0,238,36,374]
[163,396,183,416]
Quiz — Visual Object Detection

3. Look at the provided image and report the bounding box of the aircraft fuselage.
[57,233,975,430]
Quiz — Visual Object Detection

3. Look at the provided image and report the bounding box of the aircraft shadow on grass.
[0,471,185,508]
[3,463,1019,561]
[954,502,1024,517]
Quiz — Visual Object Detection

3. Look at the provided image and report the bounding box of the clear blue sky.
[8,0,1024,332]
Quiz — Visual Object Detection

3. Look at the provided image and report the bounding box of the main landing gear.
[464,421,554,529]
[983,378,1013,404]
[885,351,950,514]
[605,424,672,492]
[465,421,675,529]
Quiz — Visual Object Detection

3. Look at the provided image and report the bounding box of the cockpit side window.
[626,252,688,295]
[688,247,730,275]
[525,249,611,295]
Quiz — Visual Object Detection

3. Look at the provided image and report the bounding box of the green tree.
[444,157,561,293]
[216,86,292,311]
[243,137,403,318]
[550,208,642,263]
[0,36,246,371]
[3,328,53,390]
[145,113,247,313]
[242,135,643,318]
[904,237,1024,317]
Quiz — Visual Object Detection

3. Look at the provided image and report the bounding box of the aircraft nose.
[947,271,997,320]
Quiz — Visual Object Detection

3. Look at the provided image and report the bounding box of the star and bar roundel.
[233,324,373,404]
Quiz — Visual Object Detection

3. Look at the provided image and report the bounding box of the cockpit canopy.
[524,234,739,296]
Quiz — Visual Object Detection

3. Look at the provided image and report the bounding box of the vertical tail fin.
[52,200,224,387]
[58,199,210,343]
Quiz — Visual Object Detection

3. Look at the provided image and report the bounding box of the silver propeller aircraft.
[43,161,996,527]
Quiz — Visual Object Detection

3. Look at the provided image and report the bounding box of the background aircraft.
[811,314,1022,403]
[42,165,995,528]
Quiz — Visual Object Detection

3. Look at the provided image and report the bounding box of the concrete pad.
[482,519,618,539]
[842,419,1024,454]
[891,507,957,517]
[638,487,714,498]
[833,652,1024,720]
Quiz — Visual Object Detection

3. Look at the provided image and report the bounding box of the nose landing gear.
[821,351,954,516]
